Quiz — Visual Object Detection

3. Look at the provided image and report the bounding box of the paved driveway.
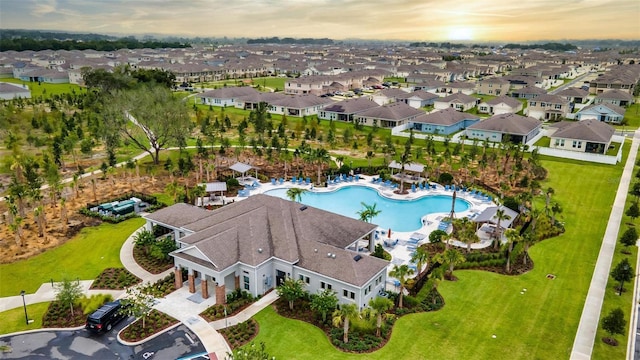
[0,321,206,359]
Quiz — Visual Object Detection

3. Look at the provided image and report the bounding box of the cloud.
[1,0,638,41]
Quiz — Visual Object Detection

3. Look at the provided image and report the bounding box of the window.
[350,291,355,300]
[530,101,536,106]
[243,276,250,291]
[321,281,332,290]
[343,290,355,299]
[555,104,562,109]
[299,275,310,284]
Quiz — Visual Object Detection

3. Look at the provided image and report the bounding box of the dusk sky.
[1,0,639,42]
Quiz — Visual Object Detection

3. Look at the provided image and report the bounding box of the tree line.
[246,37,334,45]
[0,37,190,52]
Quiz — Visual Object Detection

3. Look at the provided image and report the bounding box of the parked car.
[86,300,127,334]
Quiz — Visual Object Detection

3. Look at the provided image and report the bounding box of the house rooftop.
[550,119,615,143]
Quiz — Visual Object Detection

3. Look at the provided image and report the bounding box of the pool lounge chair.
[355,174,360,181]
[419,183,424,190]
[411,184,416,192]
[291,176,297,183]
[271,178,276,185]
[305,177,311,185]
[279,178,284,185]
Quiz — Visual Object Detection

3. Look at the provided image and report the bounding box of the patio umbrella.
[388,228,392,238]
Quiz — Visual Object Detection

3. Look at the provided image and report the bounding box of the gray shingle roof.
[412,107,479,125]
[199,86,258,99]
[550,119,615,142]
[579,103,626,116]
[356,102,424,120]
[152,195,386,286]
[596,89,634,101]
[435,93,478,104]
[485,96,522,108]
[322,98,380,114]
[269,94,334,109]
[467,113,541,135]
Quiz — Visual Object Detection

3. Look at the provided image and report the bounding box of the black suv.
[86,300,126,333]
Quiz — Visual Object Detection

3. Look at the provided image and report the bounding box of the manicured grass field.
[249,152,626,359]
[0,218,145,297]
[0,78,83,99]
[0,302,50,335]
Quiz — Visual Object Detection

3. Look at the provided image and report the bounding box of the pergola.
[388,160,425,183]
[229,162,259,182]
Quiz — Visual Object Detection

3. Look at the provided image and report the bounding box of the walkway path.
[570,130,640,359]
[210,291,279,330]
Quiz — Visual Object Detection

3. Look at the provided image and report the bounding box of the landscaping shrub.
[90,268,141,289]
[438,173,453,185]
[119,309,178,342]
[219,319,259,349]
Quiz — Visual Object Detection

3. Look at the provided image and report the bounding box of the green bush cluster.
[219,319,258,349]
[141,273,177,298]
[91,268,141,289]
[77,293,114,315]
[457,258,507,269]
[201,290,256,321]
[330,328,385,352]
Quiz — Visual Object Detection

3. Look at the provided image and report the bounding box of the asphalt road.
[0,320,207,360]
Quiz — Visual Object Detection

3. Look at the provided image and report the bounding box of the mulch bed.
[90,267,141,290]
[133,243,174,274]
[42,302,86,328]
[218,319,259,349]
[119,309,179,342]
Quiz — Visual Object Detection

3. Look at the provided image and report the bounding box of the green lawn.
[0,218,144,297]
[620,103,640,129]
[249,153,626,359]
[0,78,83,99]
[0,302,50,335]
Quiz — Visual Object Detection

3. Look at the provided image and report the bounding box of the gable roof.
[412,107,479,125]
[531,94,569,104]
[550,119,615,142]
[556,87,589,97]
[484,95,522,108]
[579,103,626,116]
[322,98,380,114]
[596,89,634,101]
[395,90,439,101]
[148,195,386,286]
[356,101,424,120]
[199,86,258,99]
[435,93,478,104]
[269,94,334,109]
[467,113,541,135]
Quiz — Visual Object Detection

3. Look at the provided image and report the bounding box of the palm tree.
[397,138,412,194]
[389,264,415,308]
[504,229,523,274]
[332,303,359,343]
[366,150,375,169]
[434,248,466,279]
[357,202,381,223]
[286,188,307,203]
[545,187,555,215]
[453,217,479,253]
[280,150,293,180]
[550,201,563,224]
[493,207,511,250]
[368,296,394,337]
[410,246,430,277]
[521,231,535,266]
[192,184,207,207]
[34,205,45,238]
[313,148,331,185]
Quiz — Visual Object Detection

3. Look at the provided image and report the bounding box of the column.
[201,276,209,299]
[174,267,183,289]
[215,284,226,305]
[188,269,195,294]
[234,275,240,290]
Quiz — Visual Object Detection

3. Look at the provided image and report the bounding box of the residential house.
[549,119,615,154]
[465,113,542,144]
[284,77,325,95]
[371,88,410,105]
[510,85,547,99]
[318,98,380,122]
[199,87,259,107]
[576,103,626,124]
[476,77,510,96]
[433,93,478,112]
[410,107,480,135]
[478,96,523,115]
[588,64,640,94]
[526,94,572,121]
[556,87,589,104]
[268,94,334,117]
[355,102,424,128]
[143,195,388,308]
[395,90,439,109]
[594,89,635,107]
[0,82,31,100]
[441,82,476,95]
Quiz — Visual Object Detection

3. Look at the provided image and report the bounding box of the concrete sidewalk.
[570,130,640,359]
[210,290,279,330]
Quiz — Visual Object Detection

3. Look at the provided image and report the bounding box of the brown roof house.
[318,97,380,122]
[433,93,478,112]
[477,96,523,115]
[465,113,542,145]
[549,119,615,154]
[355,102,425,128]
[594,89,635,107]
[526,94,572,121]
[143,195,389,308]
[410,108,479,135]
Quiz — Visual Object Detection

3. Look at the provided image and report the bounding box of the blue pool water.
[264,186,470,232]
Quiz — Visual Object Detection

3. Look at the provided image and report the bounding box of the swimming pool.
[264,186,470,232]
